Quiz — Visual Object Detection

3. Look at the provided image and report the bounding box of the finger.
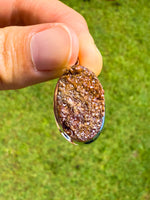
[0,23,79,90]
[0,0,102,76]
[78,32,103,76]
[0,0,88,31]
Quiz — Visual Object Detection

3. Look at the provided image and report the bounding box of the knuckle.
[76,12,88,31]
[68,9,88,32]
[79,14,87,26]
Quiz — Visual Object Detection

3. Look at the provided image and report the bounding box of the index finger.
[0,0,88,33]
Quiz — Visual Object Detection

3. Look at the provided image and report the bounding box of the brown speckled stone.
[54,65,105,142]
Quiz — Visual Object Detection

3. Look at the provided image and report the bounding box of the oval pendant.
[53,65,105,145]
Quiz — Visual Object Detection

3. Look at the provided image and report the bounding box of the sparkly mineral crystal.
[54,65,105,143]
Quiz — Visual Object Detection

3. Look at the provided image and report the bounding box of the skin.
[0,0,102,90]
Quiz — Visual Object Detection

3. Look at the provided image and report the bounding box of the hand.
[0,0,102,90]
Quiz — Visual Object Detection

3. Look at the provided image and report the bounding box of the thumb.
[0,23,79,90]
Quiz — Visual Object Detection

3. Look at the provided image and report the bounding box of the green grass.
[0,0,150,199]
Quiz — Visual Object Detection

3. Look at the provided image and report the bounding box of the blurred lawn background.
[0,0,150,199]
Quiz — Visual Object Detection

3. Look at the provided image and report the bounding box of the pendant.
[53,65,105,145]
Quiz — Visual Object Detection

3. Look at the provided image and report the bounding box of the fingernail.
[30,25,72,71]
